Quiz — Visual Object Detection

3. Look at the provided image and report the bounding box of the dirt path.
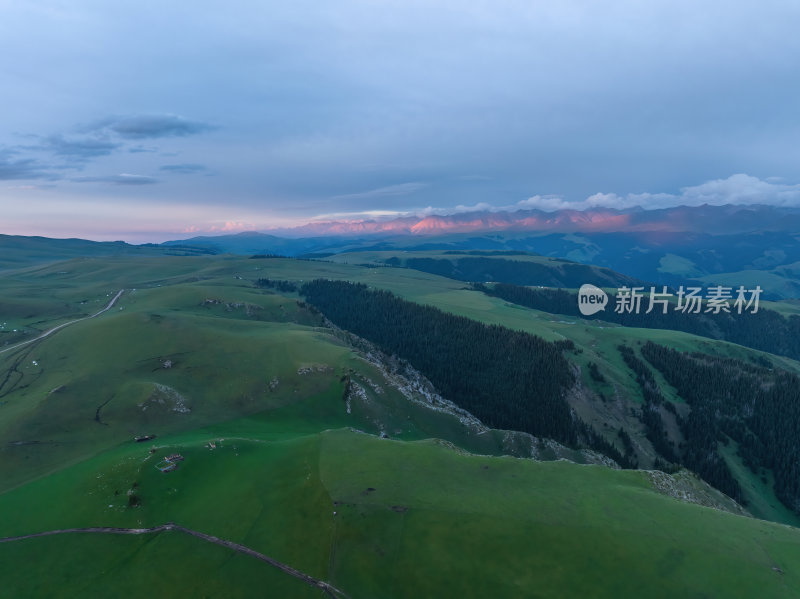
[0,522,350,598]
[0,289,124,355]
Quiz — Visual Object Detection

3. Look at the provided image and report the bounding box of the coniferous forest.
[641,342,800,515]
[298,279,798,511]
[300,279,578,443]
[476,282,800,360]
[384,256,639,288]
[617,346,679,465]
[300,279,637,468]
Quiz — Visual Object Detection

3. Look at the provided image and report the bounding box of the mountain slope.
[329,250,645,288]
[2,426,799,598]
[3,252,800,597]
[0,234,215,272]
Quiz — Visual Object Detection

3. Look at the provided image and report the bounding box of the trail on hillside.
[0,522,350,598]
[0,289,124,355]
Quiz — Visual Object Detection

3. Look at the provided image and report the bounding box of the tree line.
[299,279,634,467]
[617,345,679,466]
[384,256,638,288]
[641,342,800,514]
[476,282,800,361]
[255,278,299,293]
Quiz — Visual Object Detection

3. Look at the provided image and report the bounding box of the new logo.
[578,284,608,316]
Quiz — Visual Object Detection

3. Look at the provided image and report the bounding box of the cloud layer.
[72,173,159,185]
[517,175,800,212]
[310,174,800,223]
[91,115,213,139]
[0,113,213,186]
[2,2,800,240]
[0,153,49,181]
[159,163,208,174]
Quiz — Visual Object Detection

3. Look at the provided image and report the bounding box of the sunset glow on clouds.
[2,1,800,241]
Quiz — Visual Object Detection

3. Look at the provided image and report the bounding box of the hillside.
[0,234,215,272]
[2,252,800,596]
[2,427,798,598]
[328,250,645,288]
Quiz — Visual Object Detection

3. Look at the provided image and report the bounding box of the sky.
[1,0,800,242]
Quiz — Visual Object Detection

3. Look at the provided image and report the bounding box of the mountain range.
[3,204,800,298]
[260,203,800,238]
[160,204,800,298]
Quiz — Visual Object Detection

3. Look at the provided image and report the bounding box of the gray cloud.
[159,163,207,174]
[128,145,158,153]
[72,173,158,185]
[0,112,212,183]
[92,115,213,139]
[331,182,429,201]
[42,134,120,159]
[0,148,56,180]
[0,156,48,180]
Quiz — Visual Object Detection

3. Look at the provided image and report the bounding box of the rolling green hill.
[2,426,799,598]
[0,234,214,273]
[2,252,800,597]
[328,249,645,288]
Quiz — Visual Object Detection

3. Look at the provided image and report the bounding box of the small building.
[155,453,185,472]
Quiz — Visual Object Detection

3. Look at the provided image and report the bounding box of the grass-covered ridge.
[3,252,800,596]
[2,426,799,598]
[328,249,645,288]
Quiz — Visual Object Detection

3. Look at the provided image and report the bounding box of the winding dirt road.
[0,289,124,355]
[0,522,350,598]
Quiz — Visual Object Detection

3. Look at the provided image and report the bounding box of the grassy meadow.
[2,253,800,597]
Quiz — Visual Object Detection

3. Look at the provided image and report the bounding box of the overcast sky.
[2,1,800,241]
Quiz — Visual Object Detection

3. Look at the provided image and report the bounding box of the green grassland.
[2,253,800,597]
[0,233,214,273]
[698,268,800,300]
[6,256,797,441]
[327,249,571,265]
[0,255,605,491]
[657,253,704,277]
[1,426,799,598]
[326,248,641,288]
[762,298,800,316]
[719,438,800,528]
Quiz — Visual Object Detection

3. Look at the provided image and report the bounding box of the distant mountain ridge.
[261,204,800,238]
[0,234,215,271]
[160,205,800,298]
[4,203,800,297]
